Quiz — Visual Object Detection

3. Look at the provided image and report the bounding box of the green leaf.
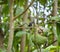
[56,22,60,45]
[51,16,60,22]
[16,31,26,37]
[26,33,34,47]
[44,45,57,52]
[15,6,24,16]
[2,4,9,16]
[32,35,47,45]
[20,0,25,6]
[14,0,24,6]
[58,0,60,6]
[39,18,45,20]
[0,49,6,52]
[39,0,47,5]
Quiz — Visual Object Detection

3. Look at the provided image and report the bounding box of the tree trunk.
[7,0,14,52]
[0,5,4,49]
[53,0,60,51]
[20,0,28,52]
[52,0,58,45]
[53,0,58,16]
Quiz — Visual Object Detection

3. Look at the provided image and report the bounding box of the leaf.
[58,0,60,6]
[15,6,24,16]
[2,4,9,16]
[39,18,45,20]
[56,22,60,45]
[39,0,47,5]
[29,38,34,47]
[32,35,47,45]
[51,16,60,22]
[44,45,57,52]
[26,33,34,47]
[0,49,6,52]
[19,0,25,6]
[16,31,26,37]
[14,0,24,6]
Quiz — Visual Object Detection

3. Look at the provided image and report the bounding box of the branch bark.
[52,0,58,45]
[7,0,14,52]
[0,5,4,49]
[20,0,28,52]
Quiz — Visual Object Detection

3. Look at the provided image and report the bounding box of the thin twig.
[45,40,57,48]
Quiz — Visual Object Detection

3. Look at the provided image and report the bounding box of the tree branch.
[46,40,57,48]
[13,0,35,21]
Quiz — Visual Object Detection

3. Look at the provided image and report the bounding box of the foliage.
[0,0,60,52]
[56,22,60,45]
[32,34,47,46]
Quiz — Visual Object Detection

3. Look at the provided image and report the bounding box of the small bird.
[28,22,34,27]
